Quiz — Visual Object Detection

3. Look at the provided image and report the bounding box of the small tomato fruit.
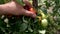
[41,19,48,27]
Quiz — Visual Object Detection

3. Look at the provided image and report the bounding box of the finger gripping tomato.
[24,5,36,14]
[29,8,36,14]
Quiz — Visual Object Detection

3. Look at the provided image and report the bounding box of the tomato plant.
[0,0,60,34]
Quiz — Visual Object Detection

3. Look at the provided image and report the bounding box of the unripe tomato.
[41,13,46,19]
[40,10,46,19]
[41,19,48,27]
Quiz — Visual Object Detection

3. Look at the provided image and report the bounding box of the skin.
[0,0,36,18]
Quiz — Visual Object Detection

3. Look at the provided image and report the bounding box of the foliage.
[0,0,60,34]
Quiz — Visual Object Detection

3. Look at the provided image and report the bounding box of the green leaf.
[16,0,25,6]
[20,23,28,31]
[0,0,5,4]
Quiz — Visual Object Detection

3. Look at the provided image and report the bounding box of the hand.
[0,1,36,18]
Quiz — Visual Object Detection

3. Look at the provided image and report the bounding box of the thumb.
[24,10,36,18]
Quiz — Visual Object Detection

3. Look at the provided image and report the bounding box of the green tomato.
[41,13,46,19]
[40,10,46,19]
[41,19,48,27]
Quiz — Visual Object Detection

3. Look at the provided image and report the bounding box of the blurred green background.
[0,0,60,34]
